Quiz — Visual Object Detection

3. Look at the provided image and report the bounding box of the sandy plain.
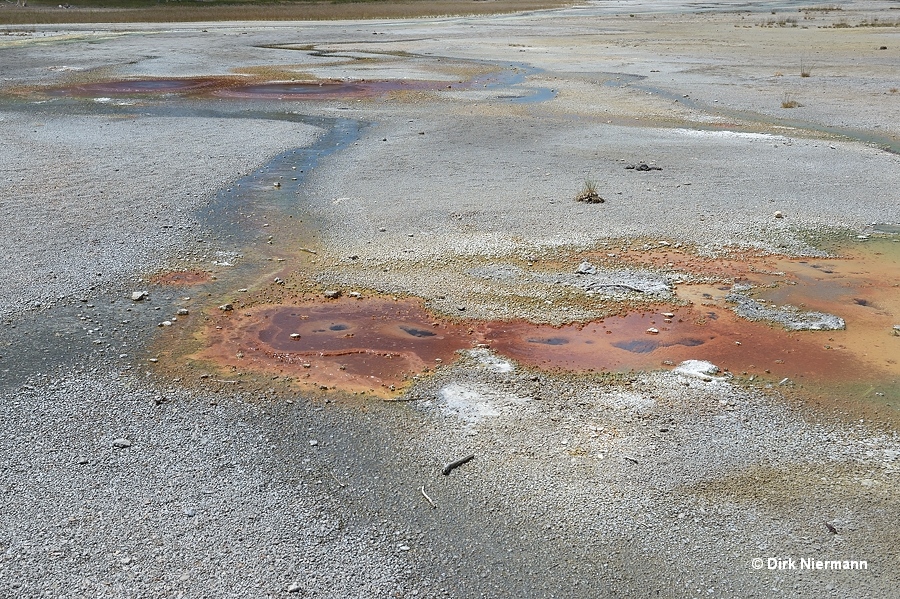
[0,1,898,597]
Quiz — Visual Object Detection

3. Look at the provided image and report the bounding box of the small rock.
[290,333,301,339]
[177,308,189,316]
[457,305,466,311]
[673,360,723,381]
[287,583,302,593]
[575,261,597,275]
[159,321,173,327]
[131,291,147,301]
[646,328,659,335]
[218,304,233,312]
[274,277,284,285]
[309,439,319,447]
[627,163,662,171]
[273,181,281,188]
[112,438,132,449]
[324,290,341,299]
[774,210,784,219]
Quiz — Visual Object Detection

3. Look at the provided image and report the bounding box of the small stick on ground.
[328,469,347,488]
[441,453,475,475]
[420,485,436,509]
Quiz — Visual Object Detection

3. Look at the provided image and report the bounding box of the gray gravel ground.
[1,1,898,597]
[0,110,322,317]
[0,368,417,599]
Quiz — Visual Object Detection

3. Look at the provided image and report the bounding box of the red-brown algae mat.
[192,297,477,395]
[174,239,899,420]
[35,75,480,102]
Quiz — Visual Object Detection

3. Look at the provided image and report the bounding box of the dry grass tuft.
[575,179,604,204]
[781,93,800,108]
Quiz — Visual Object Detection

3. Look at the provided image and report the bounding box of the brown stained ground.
[191,297,478,395]
[675,240,900,380]
[483,306,866,382]
[212,80,458,101]
[159,238,899,417]
[560,239,900,380]
[33,76,473,102]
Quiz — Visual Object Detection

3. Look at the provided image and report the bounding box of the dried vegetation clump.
[575,179,604,204]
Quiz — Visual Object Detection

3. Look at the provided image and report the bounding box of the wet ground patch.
[39,76,453,101]
[154,233,900,422]
[27,58,557,105]
[150,270,213,286]
[191,297,476,395]
[213,79,454,100]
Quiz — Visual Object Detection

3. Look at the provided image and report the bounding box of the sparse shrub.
[781,93,800,108]
[800,60,812,77]
[575,179,604,204]
[857,19,900,27]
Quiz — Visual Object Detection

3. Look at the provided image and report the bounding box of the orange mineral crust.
[193,298,478,394]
